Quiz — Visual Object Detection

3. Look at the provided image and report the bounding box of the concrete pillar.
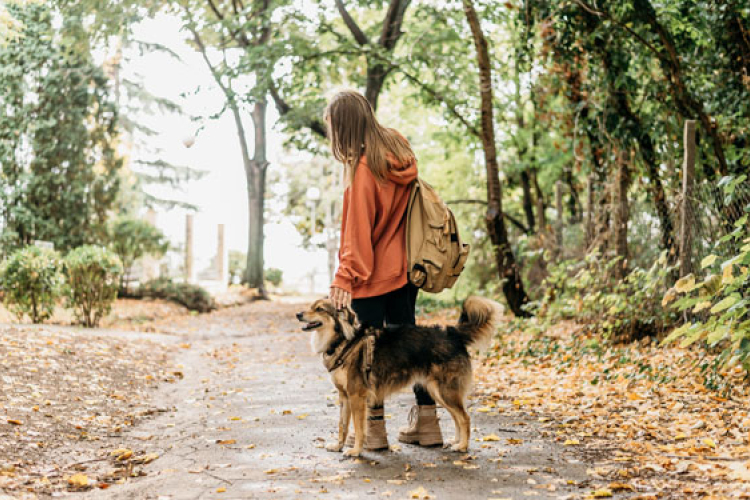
[185,213,194,283]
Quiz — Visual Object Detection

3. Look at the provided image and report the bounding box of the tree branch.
[572,0,661,58]
[396,68,480,137]
[379,0,410,50]
[447,199,530,234]
[268,82,328,138]
[206,0,225,20]
[334,0,369,46]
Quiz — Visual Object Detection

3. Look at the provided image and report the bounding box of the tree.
[107,217,169,292]
[180,0,280,295]
[462,0,529,316]
[0,3,121,251]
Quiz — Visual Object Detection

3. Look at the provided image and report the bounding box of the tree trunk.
[520,170,536,233]
[243,100,269,295]
[613,150,630,279]
[463,0,530,317]
[630,0,728,177]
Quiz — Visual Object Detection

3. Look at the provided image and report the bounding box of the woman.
[326,90,442,450]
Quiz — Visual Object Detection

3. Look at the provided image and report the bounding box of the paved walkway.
[84,300,593,500]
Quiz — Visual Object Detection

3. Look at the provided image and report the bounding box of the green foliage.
[228,251,246,285]
[64,245,122,328]
[0,3,121,251]
[135,278,216,313]
[663,181,750,374]
[533,252,677,341]
[107,217,169,290]
[264,268,283,287]
[0,246,63,323]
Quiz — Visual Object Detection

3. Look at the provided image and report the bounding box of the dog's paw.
[325,442,343,452]
[343,447,362,457]
[450,443,468,453]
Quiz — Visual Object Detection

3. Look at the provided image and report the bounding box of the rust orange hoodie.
[332,154,418,298]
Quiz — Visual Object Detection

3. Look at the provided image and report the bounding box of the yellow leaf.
[132,453,159,464]
[722,263,734,283]
[675,274,696,293]
[7,419,22,425]
[476,407,491,413]
[608,482,634,491]
[216,486,226,493]
[115,449,133,461]
[217,439,236,445]
[409,485,431,499]
[564,439,580,446]
[229,416,242,421]
[68,473,89,488]
[591,489,612,497]
[296,414,309,420]
[674,433,688,441]
[693,301,712,313]
[482,434,501,442]
[703,438,717,448]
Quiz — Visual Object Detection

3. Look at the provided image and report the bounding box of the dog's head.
[296,299,358,353]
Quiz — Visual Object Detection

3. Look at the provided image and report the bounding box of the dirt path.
[82,300,594,500]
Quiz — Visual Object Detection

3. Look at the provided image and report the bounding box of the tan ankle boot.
[398,405,443,446]
[345,407,389,450]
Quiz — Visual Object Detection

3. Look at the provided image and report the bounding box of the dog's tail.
[455,296,504,352]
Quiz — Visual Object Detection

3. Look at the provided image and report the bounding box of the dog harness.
[322,327,378,383]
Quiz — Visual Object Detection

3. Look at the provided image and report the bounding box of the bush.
[107,217,169,292]
[264,267,283,287]
[65,245,123,327]
[533,251,676,342]
[663,211,750,376]
[136,277,215,313]
[0,246,63,323]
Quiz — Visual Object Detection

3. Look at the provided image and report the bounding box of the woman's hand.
[329,286,352,310]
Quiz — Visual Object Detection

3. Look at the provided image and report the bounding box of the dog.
[296,296,502,457]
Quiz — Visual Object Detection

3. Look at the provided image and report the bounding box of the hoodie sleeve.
[331,167,378,294]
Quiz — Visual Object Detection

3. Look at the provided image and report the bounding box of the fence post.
[613,150,630,278]
[585,174,595,249]
[185,213,194,283]
[555,180,564,257]
[679,120,696,278]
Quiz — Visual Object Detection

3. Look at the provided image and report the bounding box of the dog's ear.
[337,307,357,340]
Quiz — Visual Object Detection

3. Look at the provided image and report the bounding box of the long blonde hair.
[324,90,414,183]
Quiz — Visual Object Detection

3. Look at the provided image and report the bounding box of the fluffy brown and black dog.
[296,296,502,457]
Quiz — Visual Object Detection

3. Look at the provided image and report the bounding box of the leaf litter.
[472,317,750,499]
[0,323,178,496]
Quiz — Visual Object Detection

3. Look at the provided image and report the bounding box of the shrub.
[663,212,750,375]
[228,250,245,284]
[0,246,63,323]
[533,251,676,342]
[264,267,283,287]
[136,277,215,313]
[107,217,169,292]
[65,245,123,327]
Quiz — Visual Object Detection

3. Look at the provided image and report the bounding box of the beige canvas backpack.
[405,178,470,293]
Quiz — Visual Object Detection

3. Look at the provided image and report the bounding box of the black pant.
[351,283,435,406]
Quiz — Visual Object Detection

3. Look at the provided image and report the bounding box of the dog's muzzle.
[296,312,323,331]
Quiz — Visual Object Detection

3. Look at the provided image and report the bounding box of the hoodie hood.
[386,155,418,185]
